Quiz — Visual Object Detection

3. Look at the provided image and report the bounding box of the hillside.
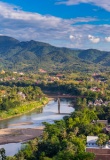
[0,36,110,72]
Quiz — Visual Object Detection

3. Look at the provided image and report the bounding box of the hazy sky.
[0,0,110,50]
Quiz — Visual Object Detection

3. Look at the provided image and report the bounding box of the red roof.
[86,148,110,160]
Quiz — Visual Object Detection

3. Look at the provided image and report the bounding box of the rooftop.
[87,136,98,143]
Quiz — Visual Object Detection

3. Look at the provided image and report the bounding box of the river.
[0,99,74,156]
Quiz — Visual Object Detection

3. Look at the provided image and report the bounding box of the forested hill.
[0,36,110,72]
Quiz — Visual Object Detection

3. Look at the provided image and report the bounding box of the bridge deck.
[47,95,85,98]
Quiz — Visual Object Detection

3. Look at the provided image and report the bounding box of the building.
[91,120,108,126]
[87,136,98,148]
[86,148,110,160]
[18,92,26,99]
[104,125,110,134]
[97,120,108,126]
[39,69,47,73]
[86,136,110,160]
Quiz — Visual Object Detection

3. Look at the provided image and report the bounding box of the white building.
[87,136,98,147]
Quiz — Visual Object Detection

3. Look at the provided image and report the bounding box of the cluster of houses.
[92,73,107,82]
[0,70,24,75]
[90,87,101,92]
[36,74,64,84]
[0,69,65,83]
[0,76,27,82]
[0,90,26,100]
[0,72,34,82]
[0,70,26,82]
[88,99,110,107]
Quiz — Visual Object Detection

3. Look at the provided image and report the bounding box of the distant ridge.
[0,36,110,72]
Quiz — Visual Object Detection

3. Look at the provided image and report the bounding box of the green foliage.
[96,133,109,147]
[0,36,110,72]
[0,148,6,160]
[73,152,95,160]
[0,85,48,119]
[6,106,101,160]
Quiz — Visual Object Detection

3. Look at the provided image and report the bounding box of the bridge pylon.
[58,98,60,114]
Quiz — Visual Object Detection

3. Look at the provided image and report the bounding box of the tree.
[96,133,109,147]
[0,148,6,160]
[53,150,75,160]
[74,152,95,160]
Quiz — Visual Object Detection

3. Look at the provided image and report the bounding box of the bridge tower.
[58,98,60,114]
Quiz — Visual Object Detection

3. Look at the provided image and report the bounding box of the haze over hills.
[0,36,110,72]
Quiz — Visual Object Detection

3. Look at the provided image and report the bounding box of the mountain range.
[0,36,110,72]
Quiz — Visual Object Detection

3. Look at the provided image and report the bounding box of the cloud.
[69,35,74,39]
[105,36,110,42]
[0,2,62,28]
[57,0,110,12]
[88,35,100,43]
[0,2,110,50]
[0,2,97,41]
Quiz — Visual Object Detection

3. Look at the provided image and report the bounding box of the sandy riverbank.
[0,98,54,145]
[0,126,44,145]
[9,122,34,127]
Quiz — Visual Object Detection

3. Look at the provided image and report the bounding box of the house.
[96,120,108,126]
[86,148,110,160]
[88,99,110,107]
[86,136,110,160]
[56,74,63,78]
[103,101,110,106]
[92,120,108,126]
[88,101,94,106]
[87,136,98,148]
[1,70,5,74]
[90,87,101,92]
[19,72,24,75]
[12,77,15,80]
[104,126,110,134]
[13,72,17,74]
[39,69,47,73]
[18,92,26,99]
[94,99,103,106]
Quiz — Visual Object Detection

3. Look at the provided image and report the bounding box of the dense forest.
[0,36,110,72]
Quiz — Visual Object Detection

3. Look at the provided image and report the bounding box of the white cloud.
[105,36,110,42]
[69,35,74,39]
[88,35,100,43]
[1,2,110,50]
[57,0,110,12]
[0,2,62,28]
[0,2,97,41]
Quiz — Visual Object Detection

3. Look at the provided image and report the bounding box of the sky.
[0,0,110,50]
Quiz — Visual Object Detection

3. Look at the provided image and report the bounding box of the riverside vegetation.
[0,85,48,119]
[0,70,110,160]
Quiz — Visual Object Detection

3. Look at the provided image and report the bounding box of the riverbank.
[0,98,50,121]
[0,99,74,156]
[0,126,44,145]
